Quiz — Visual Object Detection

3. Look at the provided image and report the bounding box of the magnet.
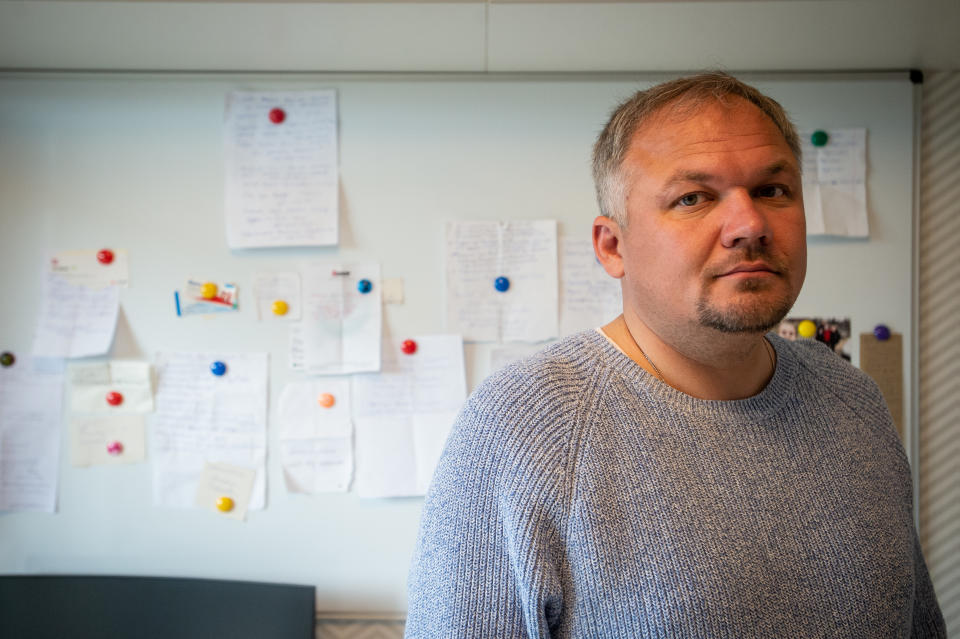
[811,130,829,147]
[106,441,124,456]
[272,300,289,316]
[269,108,286,124]
[401,339,417,355]
[210,361,227,376]
[357,279,373,294]
[797,319,817,339]
[494,276,510,292]
[200,282,218,300]
[105,391,124,406]
[97,249,115,265]
[216,496,235,512]
[317,393,336,408]
[0,352,14,367]
[873,324,891,341]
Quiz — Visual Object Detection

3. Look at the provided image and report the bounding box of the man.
[405,73,945,638]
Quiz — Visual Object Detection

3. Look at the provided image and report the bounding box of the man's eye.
[756,185,787,198]
[677,193,705,207]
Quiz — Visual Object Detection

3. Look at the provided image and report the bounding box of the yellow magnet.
[200,282,218,300]
[271,300,289,316]
[797,319,817,339]
[216,496,235,512]
[317,393,336,408]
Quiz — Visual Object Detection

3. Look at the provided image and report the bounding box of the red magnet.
[105,391,124,406]
[269,108,286,124]
[401,339,417,355]
[97,249,114,265]
[106,441,124,456]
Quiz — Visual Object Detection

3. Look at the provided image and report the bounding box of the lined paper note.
[559,236,622,336]
[69,360,153,414]
[224,90,339,248]
[254,272,301,321]
[50,249,129,288]
[353,334,466,498]
[801,128,868,237]
[0,358,64,512]
[32,273,119,358]
[277,378,353,494]
[445,220,558,343]
[70,415,146,467]
[297,261,381,375]
[151,352,267,510]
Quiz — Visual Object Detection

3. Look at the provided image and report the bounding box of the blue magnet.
[357,279,373,294]
[494,276,510,292]
[873,324,891,341]
[811,130,829,147]
[210,361,227,376]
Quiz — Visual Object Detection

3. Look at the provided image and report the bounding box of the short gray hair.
[591,72,801,226]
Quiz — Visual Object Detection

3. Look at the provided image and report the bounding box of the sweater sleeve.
[404,374,573,638]
[911,533,946,638]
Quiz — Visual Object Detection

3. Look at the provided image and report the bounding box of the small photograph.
[777,316,852,361]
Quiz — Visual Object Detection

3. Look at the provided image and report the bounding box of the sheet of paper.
[559,236,622,336]
[353,334,466,498]
[254,272,301,321]
[0,357,64,512]
[277,379,353,493]
[224,90,339,248]
[69,360,153,413]
[445,220,558,343]
[489,342,550,374]
[150,352,267,510]
[32,272,119,358]
[298,261,381,375]
[801,128,868,237]
[194,462,256,521]
[70,414,146,467]
[50,249,129,288]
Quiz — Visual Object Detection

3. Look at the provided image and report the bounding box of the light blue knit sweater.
[405,330,945,638]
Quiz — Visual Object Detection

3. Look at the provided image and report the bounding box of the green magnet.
[811,130,829,147]
[0,352,14,367]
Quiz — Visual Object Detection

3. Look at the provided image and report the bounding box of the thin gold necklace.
[627,327,775,386]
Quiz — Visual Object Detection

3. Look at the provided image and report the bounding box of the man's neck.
[602,314,776,401]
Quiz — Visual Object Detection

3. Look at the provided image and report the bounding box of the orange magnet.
[317,393,336,408]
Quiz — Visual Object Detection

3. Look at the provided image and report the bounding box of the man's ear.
[593,215,625,278]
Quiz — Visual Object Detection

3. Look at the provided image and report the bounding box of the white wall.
[0,0,958,73]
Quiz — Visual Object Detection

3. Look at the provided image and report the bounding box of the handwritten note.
[0,357,64,512]
[297,261,381,375]
[277,379,353,493]
[560,236,622,335]
[224,90,339,248]
[801,128,868,237]
[32,273,119,358]
[150,352,267,510]
[69,360,153,413]
[70,415,146,467]
[254,272,301,321]
[194,462,256,521]
[353,334,466,498]
[445,220,558,343]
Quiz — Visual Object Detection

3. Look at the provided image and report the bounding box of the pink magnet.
[269,108,286,124]
[107,441,124,456]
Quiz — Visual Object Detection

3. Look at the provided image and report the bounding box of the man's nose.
[719,189,772,249]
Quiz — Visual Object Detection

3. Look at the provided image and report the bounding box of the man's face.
[602,97,806,343]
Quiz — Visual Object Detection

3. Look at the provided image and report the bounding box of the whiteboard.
[0,72,916,613]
